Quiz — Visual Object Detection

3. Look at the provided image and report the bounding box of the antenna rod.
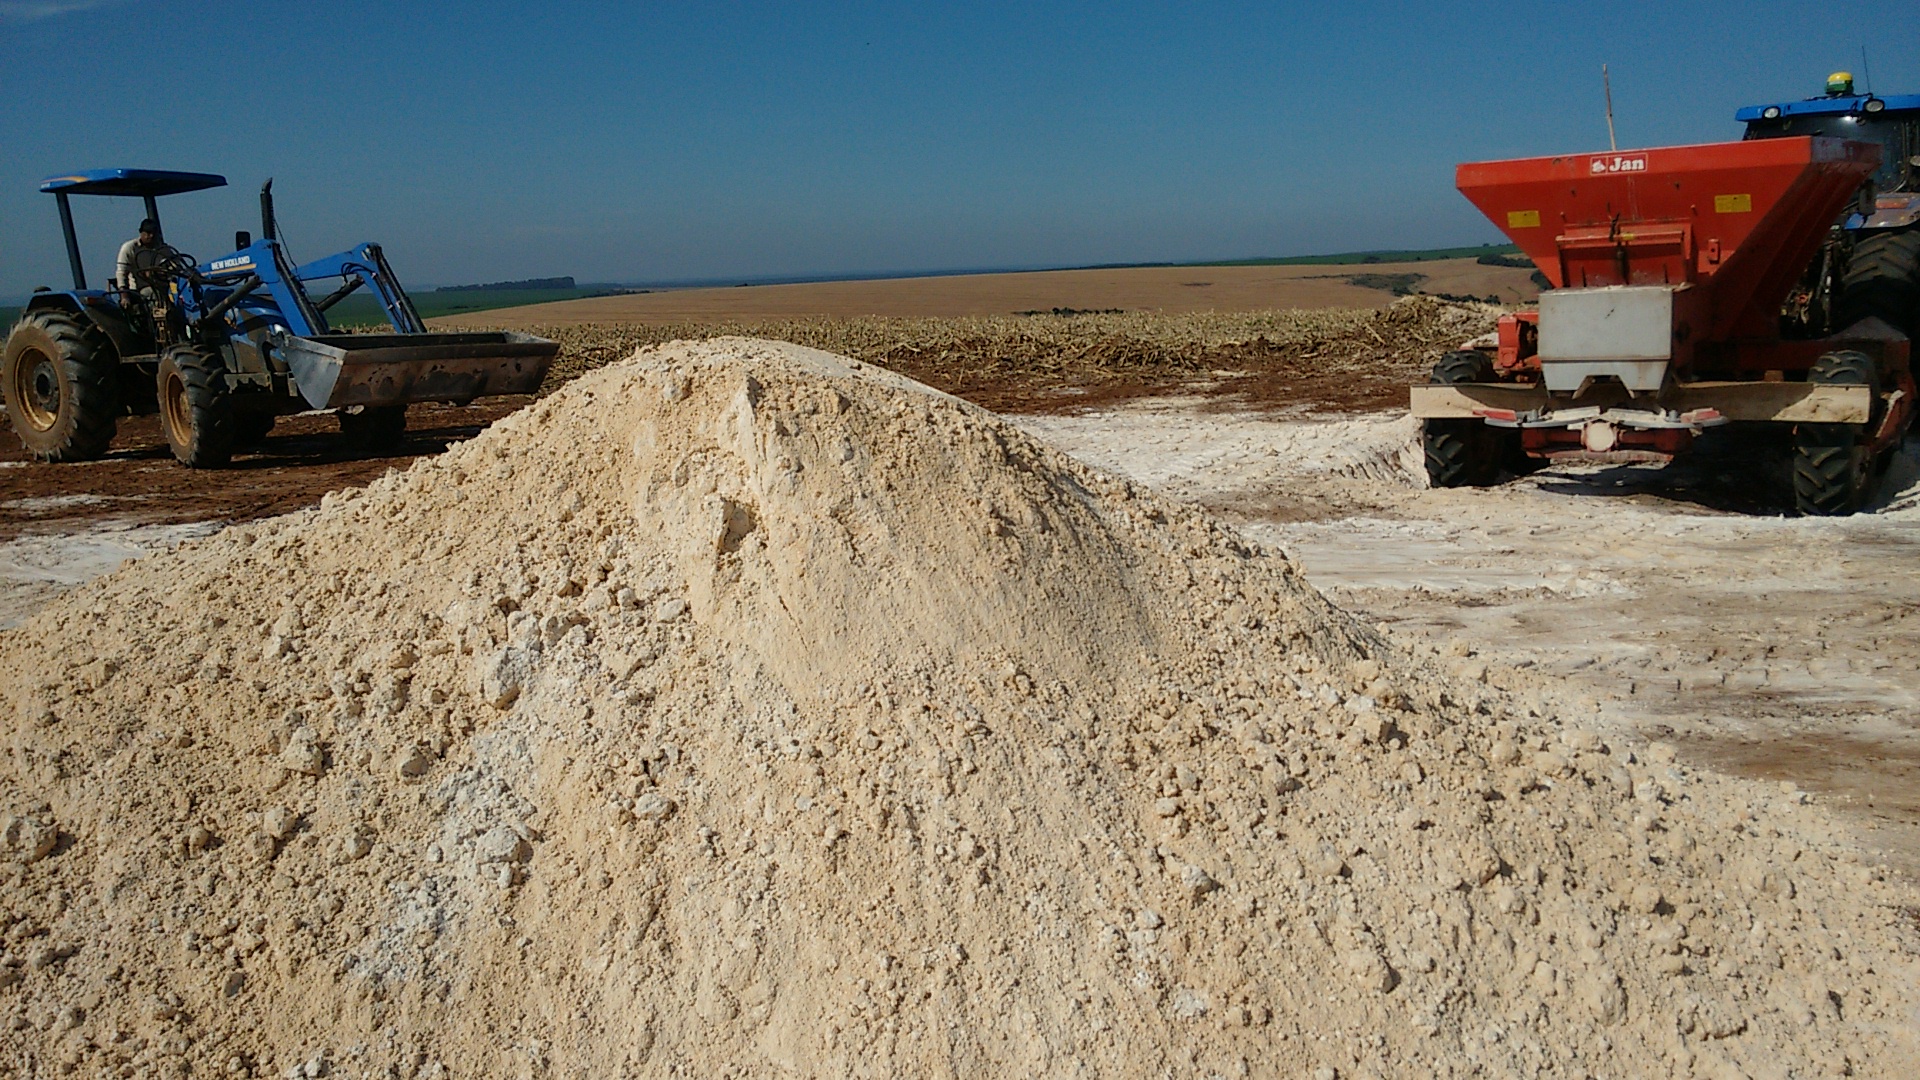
[1604,64,1618,151]
[1860,46,1873,94]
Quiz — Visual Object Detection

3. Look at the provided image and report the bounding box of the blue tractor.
[1740,73,1920,343]
[1,169,558,466]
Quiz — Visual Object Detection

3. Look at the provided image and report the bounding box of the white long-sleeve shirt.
[115,238,175,290]
[115,238,145,290]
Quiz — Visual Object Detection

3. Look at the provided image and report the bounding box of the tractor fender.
[1848,194,1920,231]
[24,291,141,363]
[21,290,86,318]
[75,303,146,364]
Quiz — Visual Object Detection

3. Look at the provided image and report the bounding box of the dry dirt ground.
[445,258,1539,327]
[1014,404,1920,879]
[0,401,529,625]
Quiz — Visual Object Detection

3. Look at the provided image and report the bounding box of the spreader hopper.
[1458,137,1880,349]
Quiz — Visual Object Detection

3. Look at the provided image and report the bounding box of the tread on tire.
[1834,230,1920,337]
[1792,350,1878,516]
[1422,350,1508,488]
[158,346,235,468]
[0,310,119,462]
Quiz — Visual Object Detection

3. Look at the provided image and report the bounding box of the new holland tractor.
[2,169,558,467]
[1412,74,1919,514]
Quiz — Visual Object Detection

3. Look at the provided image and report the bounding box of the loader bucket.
[277,331,559,410]
[1457,136,1879,340]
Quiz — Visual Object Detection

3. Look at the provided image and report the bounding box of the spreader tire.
[157,345,235,468]
[1835,229,1920,337]
[1424,421,1501,487]
[1,310,119,462]
[1422,350,1507,487]
[338,405,406,453]
[1792,350,1878,516]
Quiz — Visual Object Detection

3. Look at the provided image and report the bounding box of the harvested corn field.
[433,259,1542,325]
[463,296,1502,410]
[2,339,1916,1078]
[0,300,1498,545]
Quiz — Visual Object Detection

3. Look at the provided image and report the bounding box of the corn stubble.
[450,296,1502,401]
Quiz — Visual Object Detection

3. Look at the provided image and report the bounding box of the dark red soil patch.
[0,399,530,541]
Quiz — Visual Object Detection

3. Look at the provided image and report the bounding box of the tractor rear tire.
[157,346,235,468]
[338,405,406,453]
[1431,350,1495,385]
[1792,350,1878,516]
[1835,230,1920,337]
[1422,350,1506,488]
[1,310,119,462]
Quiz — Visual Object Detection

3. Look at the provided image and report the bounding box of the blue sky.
[2,1,1914,296]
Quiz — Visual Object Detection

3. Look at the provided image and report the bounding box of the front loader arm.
[294,244,427,334]
[195,237,327,338]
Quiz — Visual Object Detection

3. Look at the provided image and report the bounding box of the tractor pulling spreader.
[1413,76,1920,514]
[2,169,559,467]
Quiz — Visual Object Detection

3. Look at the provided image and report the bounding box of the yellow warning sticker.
[1507,209,1541,228]
[1714,193,1753,213]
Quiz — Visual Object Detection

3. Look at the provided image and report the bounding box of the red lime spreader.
[1411,135,1911,512]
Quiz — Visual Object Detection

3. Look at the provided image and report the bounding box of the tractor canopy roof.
[1735,93,1920,122]
[39,169,227,197]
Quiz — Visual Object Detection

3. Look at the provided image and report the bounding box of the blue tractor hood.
[39,169,227,197]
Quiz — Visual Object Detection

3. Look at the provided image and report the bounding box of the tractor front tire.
[1792,350,1878,516]
[157,346,235,468]
[0,310,119,462]
[338,405,407,453]
[1835,229,1920,336]
[1422,350,1506,488]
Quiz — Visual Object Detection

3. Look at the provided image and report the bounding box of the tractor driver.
[115,218,178,307]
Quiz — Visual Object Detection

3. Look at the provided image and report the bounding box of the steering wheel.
[129,245,199,287]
